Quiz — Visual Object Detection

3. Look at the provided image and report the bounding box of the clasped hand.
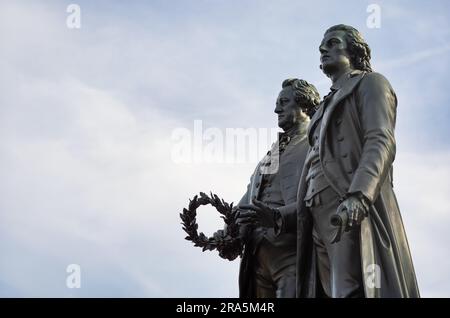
[337,193,370,229]
[235,199,277,228]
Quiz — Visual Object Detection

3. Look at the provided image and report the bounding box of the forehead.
[321,30,347,45]
[278,86,294,98]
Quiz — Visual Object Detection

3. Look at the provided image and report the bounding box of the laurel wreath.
[180,192,243,261]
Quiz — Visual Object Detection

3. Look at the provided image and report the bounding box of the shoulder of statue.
[357,71,393,92]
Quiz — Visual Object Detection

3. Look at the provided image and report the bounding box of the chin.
[321,63,338,77]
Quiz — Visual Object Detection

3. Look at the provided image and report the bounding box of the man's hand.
[212,229,227,241]
[337,193,370,229]
[237,199,278,228]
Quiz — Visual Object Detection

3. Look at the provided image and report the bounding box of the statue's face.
[274,86,305,130]
[319,30,352,76]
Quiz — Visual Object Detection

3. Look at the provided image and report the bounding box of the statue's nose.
[274,103,282,113]
[319,45,328,54]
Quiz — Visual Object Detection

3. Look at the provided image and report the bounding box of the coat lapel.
[288,133,307,147]
[279,134,306,177]
[319,72,365,153]
[307,101,325,145]
[249,161,263,201]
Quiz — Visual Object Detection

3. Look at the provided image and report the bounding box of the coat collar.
[278,120,309,145]
[318,70,365,154]
[330,69,360,91]
[305,71,359,145]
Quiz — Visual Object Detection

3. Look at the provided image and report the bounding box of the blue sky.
[0,0,450,297]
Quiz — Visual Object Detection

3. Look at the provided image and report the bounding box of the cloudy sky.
[1,0,449,297]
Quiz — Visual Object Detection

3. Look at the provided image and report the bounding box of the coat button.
[336,118,342,125]
[256,182,260,187]
[347,170,353,175]
[342,153,348,158]
[338,136,344,142]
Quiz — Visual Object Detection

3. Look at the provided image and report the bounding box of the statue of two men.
[219,24,420,298]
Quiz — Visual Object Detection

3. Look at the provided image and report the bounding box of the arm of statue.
[349,72,397,203]
[275,202,297,234]
[238,199,297,235]
[344,72,397,230]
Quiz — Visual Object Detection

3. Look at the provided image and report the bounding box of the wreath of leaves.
[180,192,243,261]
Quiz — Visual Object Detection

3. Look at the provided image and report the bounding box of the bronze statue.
[219,79,320,298]
[271,24,420,297]
[182,24,420,299]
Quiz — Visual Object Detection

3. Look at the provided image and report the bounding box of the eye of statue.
[329,38,340,47]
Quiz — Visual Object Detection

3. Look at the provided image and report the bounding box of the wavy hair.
[282,78,320,117]
[325,24,373,72]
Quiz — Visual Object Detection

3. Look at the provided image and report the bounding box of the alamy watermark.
[366,4,381,29]
[66,264,81,289]
[66,4,81,29]
[365,264,381,289]
[171,120,281,173]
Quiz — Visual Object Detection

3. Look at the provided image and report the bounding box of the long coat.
[237,131,309,298]
[279,70,420,297]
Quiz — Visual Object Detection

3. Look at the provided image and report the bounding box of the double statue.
[186,24,420,298]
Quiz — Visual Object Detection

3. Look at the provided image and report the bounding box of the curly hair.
[325,24,373,73]
[282,78,320,111]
